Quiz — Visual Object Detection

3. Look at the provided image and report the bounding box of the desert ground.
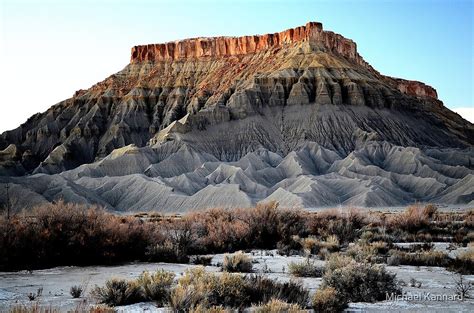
[0,203,473,312]
[0,250,473,312]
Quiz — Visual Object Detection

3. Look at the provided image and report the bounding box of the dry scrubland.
[1,201,473,312]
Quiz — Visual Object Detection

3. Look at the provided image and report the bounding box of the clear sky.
[0,0,472,133]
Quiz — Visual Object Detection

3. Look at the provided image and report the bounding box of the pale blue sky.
[0,0,473,132]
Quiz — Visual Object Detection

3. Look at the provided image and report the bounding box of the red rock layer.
[131,22,323,63]
[130,22,368,67]
[130,22,437,99]
[394,79,438,99]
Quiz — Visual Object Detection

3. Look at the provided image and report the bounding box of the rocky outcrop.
[0,22,472,179]
[130,22,324,62]
[394,78,438,98]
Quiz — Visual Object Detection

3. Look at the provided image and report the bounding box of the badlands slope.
[1,139,472,211]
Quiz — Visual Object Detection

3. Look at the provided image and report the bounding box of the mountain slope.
[0,22,472,211]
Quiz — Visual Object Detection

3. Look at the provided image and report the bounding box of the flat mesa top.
[129,22,349,62]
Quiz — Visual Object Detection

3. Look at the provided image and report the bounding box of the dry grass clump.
[288,258,324,277]
[311,286,347,313]
[345,233,392,263]
[346,241,387,263]
[168,267,309,311]
[300,235,340,257]
[170,268,249,310]
[136,270,175,304]
[324,253,354,272]
[91,278,143,307]
[91,269,174,307]
[222,251,253,273]
[252,298,304,313]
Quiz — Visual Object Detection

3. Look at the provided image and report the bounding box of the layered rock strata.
[0,22,472,210]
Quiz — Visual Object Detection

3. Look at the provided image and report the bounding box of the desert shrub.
[242,202,280,248]
[324,253,354,272]
[300,236,318,254]
[169,284,203,312]
[450,248,474,274]
[323,261,400,303]
[370,240,391,254]
[145,242,189,263]
[322,235,341,252]
[0,201,157,270]
[346,243,378,263]
[387,253,401,266]
[454,274,473,299]
[312,286,348,313]
[187,208,251,253]
[91,278,144,306]
[172,272,309,309]
[288,258,324,277]
[170,268,249,310]
[387,250,450,267]
[453,228,470,244]
[388,205,437,232]
[253,298,304,313]
[136,270,175,304]
[277,235,303,256]
[4,200,467,275]
[222,251,253,273]
[308,208,367,243]
[300,235,340,256]
[347,240,389,263]
[70,285,83,298]
[186,202,306,254]
[211,272,251,308]
[190,255,213,266]
[359,227,393,244]
[275,207,308,242]
[423,204,438,218]
[151,218,194,262]
[244,275,309,307]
